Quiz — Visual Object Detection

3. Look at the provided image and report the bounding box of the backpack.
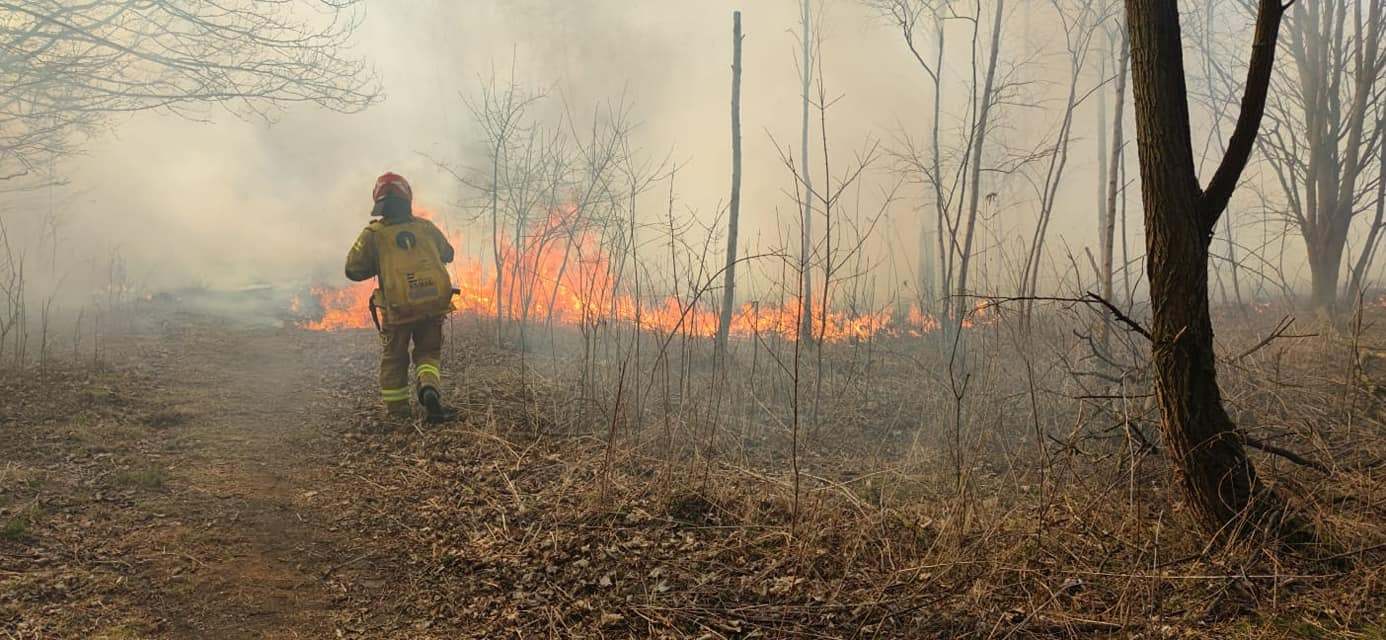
[372,218,453,325]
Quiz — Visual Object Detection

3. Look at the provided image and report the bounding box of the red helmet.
[372,172,412,203]
[371,172,413,216]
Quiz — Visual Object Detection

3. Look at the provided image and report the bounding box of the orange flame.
[297,206,959,341]
[294,282,377,331]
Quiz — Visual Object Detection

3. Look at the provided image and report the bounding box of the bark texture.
[1125,0,1306,543]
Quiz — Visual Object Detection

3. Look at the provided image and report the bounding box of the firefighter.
[345,172,456,421]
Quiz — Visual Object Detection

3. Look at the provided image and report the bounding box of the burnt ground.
[2,304,1385,639]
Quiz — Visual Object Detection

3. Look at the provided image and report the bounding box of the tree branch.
[1244,436,1331,475]
[1198,0,1288,232]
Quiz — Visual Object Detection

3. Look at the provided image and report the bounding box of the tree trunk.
[799,0,816,344]
[1125,0,1306,543]
[715,11,744,354]
[491,145,505,347]
[1346,108,1386,301]
[1097,45,1110,245]
[1020,4,1088,325]
[1102,31,1129,333]
[954,0,1006,325]
[1307,234,1346,315]
[931,18,949,319]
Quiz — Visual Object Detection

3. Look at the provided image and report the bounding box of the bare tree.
[504,124,572,350]
[1018,0,1108,325]
[872,0,1012,326]
[953,0,1007,327]
[1125,0,1306,542]
[1346,103,1386,301]
[548,97,629,337]
[874,0,952,317]
[0,216,23,365]
[1255,0,1385,315]
[1,0,380,185]
[462,66,543,346]
[798,0,817,345]
[1347,104,1386,300]
[715,11,744,354]
[1102,25,1130,325]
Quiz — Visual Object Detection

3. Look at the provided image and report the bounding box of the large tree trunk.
[715,11,744,354]
[1307,232,1347,314]
[1125,0,1306,543]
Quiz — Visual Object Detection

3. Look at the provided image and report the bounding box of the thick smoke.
[7,0,1267,307]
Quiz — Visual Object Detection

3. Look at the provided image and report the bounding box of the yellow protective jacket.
[345,215,456,326]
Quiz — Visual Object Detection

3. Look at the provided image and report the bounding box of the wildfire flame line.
[297,206,975,340]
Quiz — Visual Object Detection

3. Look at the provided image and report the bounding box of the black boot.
[419,387,455,423]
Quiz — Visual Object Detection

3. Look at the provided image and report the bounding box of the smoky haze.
[7,1,1279,309]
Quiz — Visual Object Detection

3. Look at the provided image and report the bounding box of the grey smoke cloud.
[10,1,1275,304]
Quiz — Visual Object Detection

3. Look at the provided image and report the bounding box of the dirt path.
[2,317,386,639]
[140,326,353,638]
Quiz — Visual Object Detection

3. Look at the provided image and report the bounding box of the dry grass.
[321,306,1386,638]
[1,304,1380,638]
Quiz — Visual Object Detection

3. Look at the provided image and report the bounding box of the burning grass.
[293,205,951,339]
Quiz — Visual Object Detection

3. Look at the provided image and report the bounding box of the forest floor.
[0,308,389,639]
[1,296,1384,639]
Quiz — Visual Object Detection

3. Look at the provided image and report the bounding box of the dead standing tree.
[715,12,745,356]
[798,0,818,345]
[1101,24,1131,328]
[1125,0,1308,542]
